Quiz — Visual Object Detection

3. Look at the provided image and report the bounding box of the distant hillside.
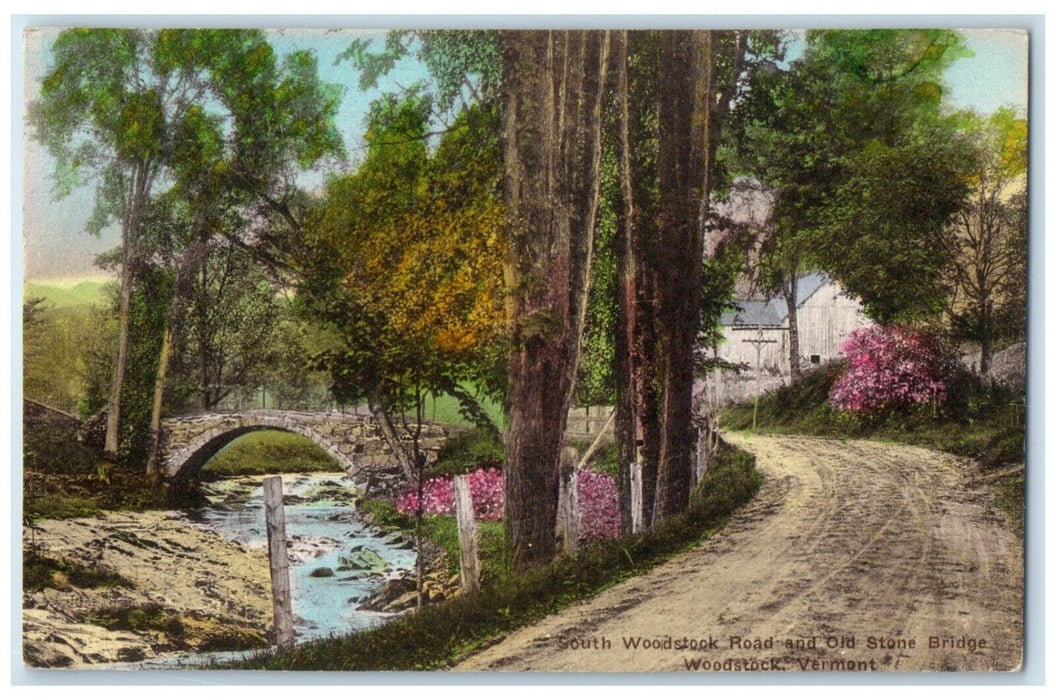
[24,280,111,309]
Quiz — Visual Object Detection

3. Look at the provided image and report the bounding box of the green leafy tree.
[297,98,506,471]
[728,28,975,359]
[940,108,1027,375]
[340,30,501,130]
[32,29,169,458]
[31,29,343,466]
[77,256,173,466]
[295,96,506,607]
[169,241,286,411]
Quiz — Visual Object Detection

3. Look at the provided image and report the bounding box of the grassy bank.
[356,497,508,581]
[201,430,342,477]
[721,363,1025,471]
[225,438,761,671]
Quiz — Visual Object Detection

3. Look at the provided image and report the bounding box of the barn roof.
[719,271,833,327]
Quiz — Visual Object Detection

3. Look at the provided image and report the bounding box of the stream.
[112,472,416,669]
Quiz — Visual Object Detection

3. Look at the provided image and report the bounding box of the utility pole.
[742,324,778,431]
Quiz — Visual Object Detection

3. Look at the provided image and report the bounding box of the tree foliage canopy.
[296,100,506,426]
[727,29,975,324]
[33,29,344,236]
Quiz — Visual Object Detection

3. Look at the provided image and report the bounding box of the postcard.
[19,25,1028,674]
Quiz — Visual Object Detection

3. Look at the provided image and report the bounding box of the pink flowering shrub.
[394,467,621,542]
[463,467,505,521]
[829,325,948,413]
[574,469,620,542]
[395,475,455,517]
[396,467,505,521]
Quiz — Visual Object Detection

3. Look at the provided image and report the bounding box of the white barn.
[715,272,872,375]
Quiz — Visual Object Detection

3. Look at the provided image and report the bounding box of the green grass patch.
[430,427,505,476]
[25,280,109,308]
[23,552,133,592]
[411,386,507,430]
[24,492,100,521]
[202,430,342,477]
[418,516,508,579]
[223,438,760,671]
[355,499,506,579]
[988,470,1025,537]
[355,497,410,529]
[83,602,177,633]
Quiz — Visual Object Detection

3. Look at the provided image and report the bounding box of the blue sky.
[20,27,1029,282]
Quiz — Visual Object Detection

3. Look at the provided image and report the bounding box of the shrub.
[463,467,505,521]
[396,467,505,521]
[431,427,505,476]
[575,469,619,542]
[829,325,949,414]
[395,466,619,540]
[396,476,456,518]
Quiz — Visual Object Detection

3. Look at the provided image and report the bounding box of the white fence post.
[453,475,481,593]
[561,470,580,552]
[263,476,295,652]
[630,461,644,534]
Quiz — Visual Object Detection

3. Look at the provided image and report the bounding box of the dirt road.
[455,434,1023,673]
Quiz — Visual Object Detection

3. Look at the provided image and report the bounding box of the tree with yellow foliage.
[295,97,506,479]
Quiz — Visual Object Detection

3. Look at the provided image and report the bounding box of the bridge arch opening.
[192,428,344,480]
[167,423,354,483]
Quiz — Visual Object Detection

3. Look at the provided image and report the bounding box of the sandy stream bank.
[22,472,457,669]
[23,510,273,667]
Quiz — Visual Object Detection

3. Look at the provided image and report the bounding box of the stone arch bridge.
[160,410,458,484]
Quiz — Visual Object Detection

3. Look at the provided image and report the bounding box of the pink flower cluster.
[395,475,455,517]
[396,467,505,521]
[574,469,620,542]
[829,325,948,413]
[463,467,505,521]
[393,467,622,542]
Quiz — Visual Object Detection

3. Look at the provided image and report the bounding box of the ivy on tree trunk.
[501,30,611,571]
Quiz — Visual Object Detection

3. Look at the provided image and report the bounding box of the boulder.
[338,548,389,576]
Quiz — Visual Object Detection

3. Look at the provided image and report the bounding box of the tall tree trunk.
[652,31,714,522]
[104,165,149,459]
[614,30,636,536]
[613,30,662,533]
[784,270,801,380]
[145,235,211,476]
[104,240,135,459]
[501,30,610,571]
